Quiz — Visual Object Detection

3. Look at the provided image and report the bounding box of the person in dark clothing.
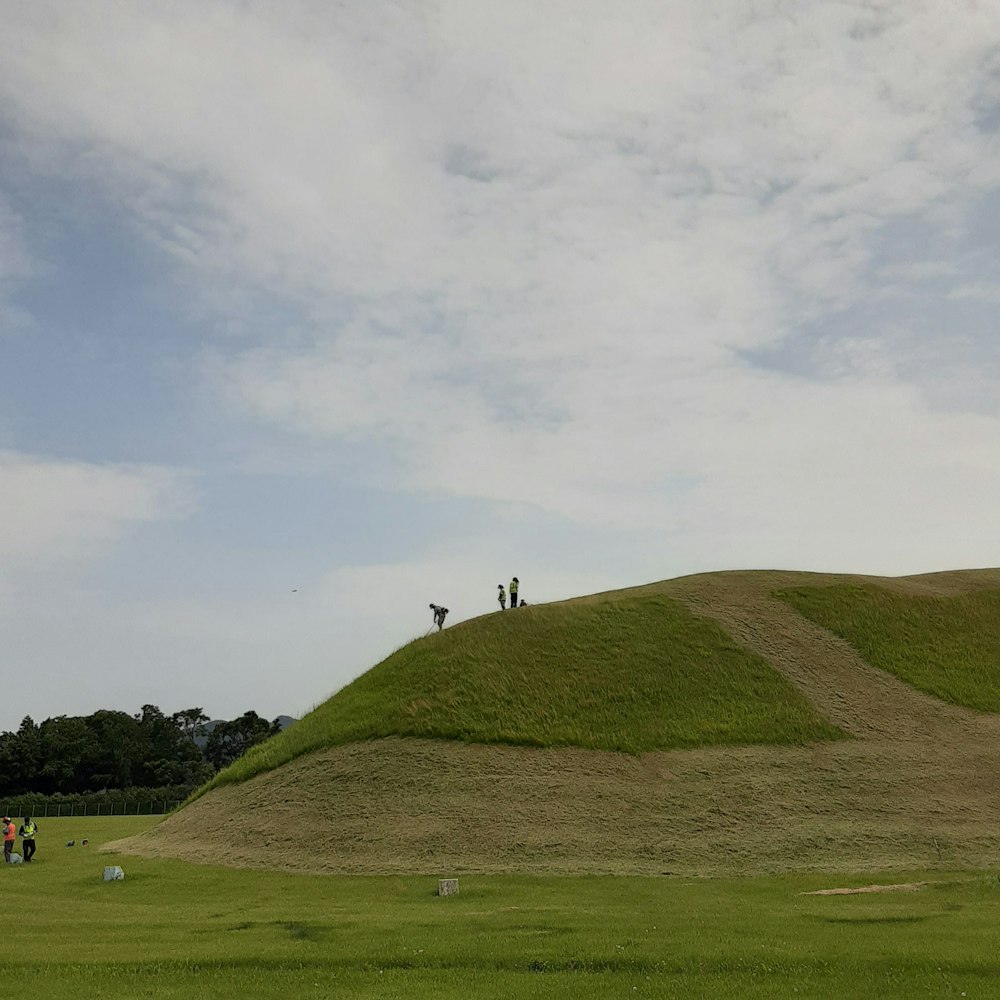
[429,603,449,630]
[19,817,37,862]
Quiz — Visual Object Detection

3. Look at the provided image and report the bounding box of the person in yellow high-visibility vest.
[19,817,37,862]
[509,577,519,608]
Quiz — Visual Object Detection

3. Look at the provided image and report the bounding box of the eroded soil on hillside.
[663,570,1000,743]
[111,569,1000,877]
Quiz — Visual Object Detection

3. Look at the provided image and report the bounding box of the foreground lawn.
[778,584,1000,711]
[1,818,998,998]
[209,594,841,791]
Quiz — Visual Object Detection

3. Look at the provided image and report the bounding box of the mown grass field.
[2,818,999,999]
[204,595,842,794]
[778,584,1000,711]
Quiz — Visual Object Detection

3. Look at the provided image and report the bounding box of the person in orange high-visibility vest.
[2,817,14,863]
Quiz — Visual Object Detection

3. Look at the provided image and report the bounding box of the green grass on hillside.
[204,595,841,794]
[778,584,1000,711]
[6,818,1000,999]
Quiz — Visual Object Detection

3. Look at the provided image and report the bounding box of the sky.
[1,0,999,731]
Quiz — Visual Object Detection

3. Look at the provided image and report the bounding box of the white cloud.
[223,325,1000,554]
[0,193,34,333]
[2,0,1000,582]
[0,195,29,280]
[3,1,997,322]
[0,451,196,568]
[949,281,1000,303]
[877,260,958,283]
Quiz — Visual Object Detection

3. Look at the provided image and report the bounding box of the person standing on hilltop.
[497,584,506,610]
[510,577,519,608]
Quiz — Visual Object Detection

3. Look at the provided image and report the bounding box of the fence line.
[0,801,183,818]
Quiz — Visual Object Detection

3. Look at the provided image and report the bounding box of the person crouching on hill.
[429,604,449,631]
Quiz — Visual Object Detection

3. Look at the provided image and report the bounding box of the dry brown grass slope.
[112,569,1000,877]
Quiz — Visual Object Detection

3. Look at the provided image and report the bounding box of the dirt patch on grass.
[111,569,1000,877]
[804,882,928,895]
[659,570,1000,742]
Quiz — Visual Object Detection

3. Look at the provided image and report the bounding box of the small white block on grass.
[438,878,458,896]
[103,866,125,881]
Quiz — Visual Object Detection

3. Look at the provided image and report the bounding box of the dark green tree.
[172,707,210,744]
[15,716,41,784]
[38,716,98,794]
[0,706,285,795]
[0,717,41,792]
[204,711,280,769]
[135,704,206,786]
[87,710,144,789]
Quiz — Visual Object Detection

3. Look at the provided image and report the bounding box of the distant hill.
[114,569,1000,878]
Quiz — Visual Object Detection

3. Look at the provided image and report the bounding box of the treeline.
[0,706,283,796]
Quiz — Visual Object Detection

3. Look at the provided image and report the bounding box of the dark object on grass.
[66,840,75,847]
[82,839,89,846]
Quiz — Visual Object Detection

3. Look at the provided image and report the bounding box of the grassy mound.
[778,584,1000,711]
[201,594,842,795]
